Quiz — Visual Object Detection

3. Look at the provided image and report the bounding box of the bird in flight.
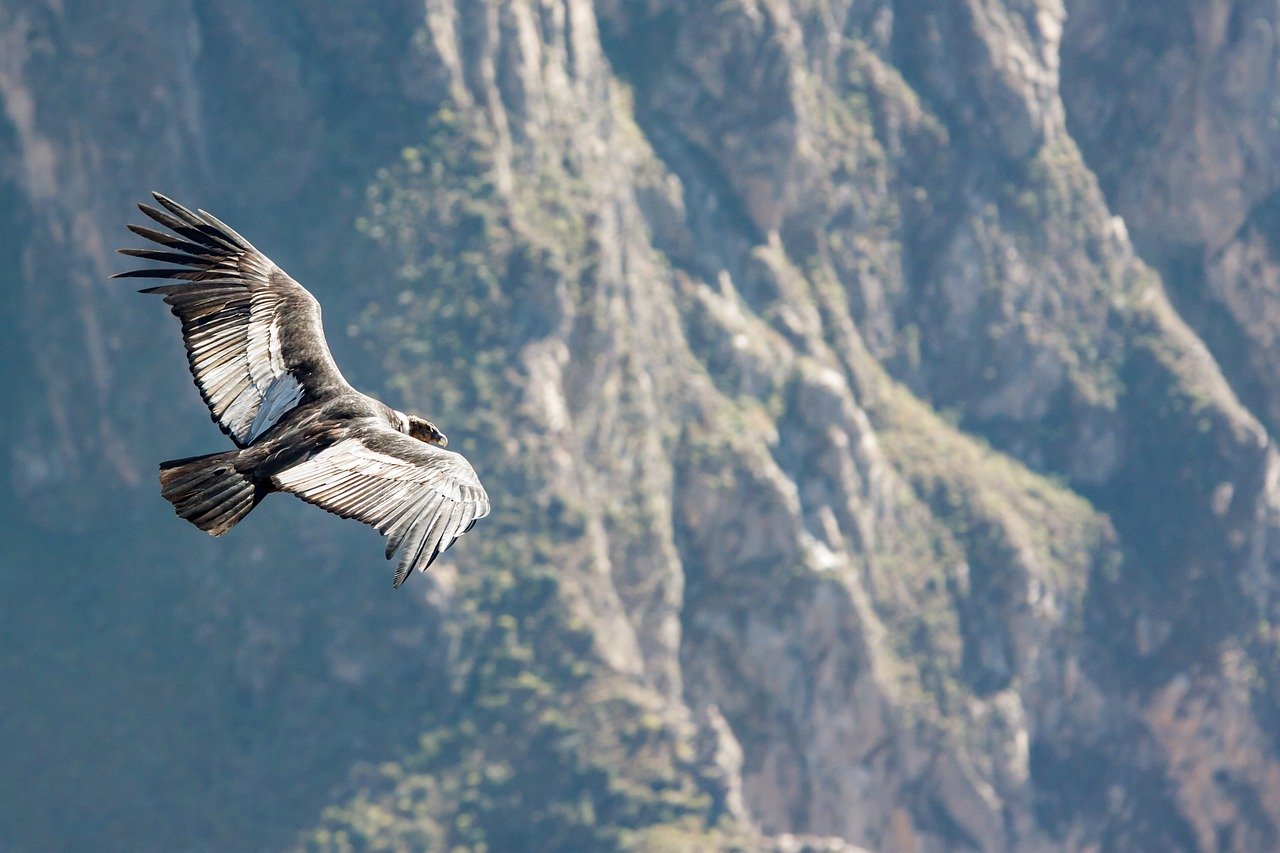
[116,192,490,587]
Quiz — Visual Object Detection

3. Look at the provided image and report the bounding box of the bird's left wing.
[115,192,350,447]
[272,425,491,586]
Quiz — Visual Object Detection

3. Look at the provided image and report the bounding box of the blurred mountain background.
[4,0,1280,849]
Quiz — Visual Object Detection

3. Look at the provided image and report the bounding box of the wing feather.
[440,503,474,555]
[118,192,350,446]
[272,427,490,586]
[126,223,217,256]
[397,501,444,583]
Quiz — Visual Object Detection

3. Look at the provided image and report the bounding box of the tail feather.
[159,451,260,536]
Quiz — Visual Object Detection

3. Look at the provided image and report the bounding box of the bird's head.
[407,415,448,448]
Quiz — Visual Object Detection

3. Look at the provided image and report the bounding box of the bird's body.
[118,193,489,587]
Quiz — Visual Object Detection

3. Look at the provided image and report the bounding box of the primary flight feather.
[117,192,490,587]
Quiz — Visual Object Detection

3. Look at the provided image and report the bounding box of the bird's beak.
[437,433,448,448]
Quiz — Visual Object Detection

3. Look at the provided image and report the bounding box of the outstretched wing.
[272,425,491,586]
[116,192,350,447]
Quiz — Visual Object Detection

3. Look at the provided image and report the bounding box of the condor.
[117,193,489,587]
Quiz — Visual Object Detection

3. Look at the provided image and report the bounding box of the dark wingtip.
[152,192,193,218]
[138,194,172,216]
[111,268,192,279]
[113,270,179,282]
[392,555,411,588]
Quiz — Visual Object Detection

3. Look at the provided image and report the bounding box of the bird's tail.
[158,450,261,536]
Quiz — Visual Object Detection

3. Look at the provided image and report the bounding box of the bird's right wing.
[116,192,350,447]
[272,426,491,586]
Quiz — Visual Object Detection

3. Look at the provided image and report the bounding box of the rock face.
[4,0,1280,850]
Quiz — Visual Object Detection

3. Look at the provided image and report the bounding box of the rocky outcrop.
[1063,0,1280,436]
[4,0,1280,850]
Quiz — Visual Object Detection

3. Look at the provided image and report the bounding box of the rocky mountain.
[4,1,1280,850]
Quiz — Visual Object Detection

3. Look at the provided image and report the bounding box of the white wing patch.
[272,434,490,585]
[184,290,295,445]
[246,371,305,443]
[119,193,349,449]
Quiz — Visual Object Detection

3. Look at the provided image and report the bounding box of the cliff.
[3,1,1280,850]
